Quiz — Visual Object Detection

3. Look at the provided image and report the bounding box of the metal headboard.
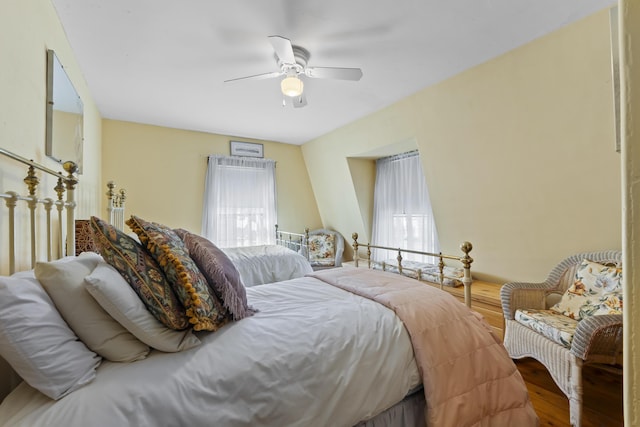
[0,148,78,275]
[275,224,309,257]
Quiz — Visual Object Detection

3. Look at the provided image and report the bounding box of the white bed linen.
[0,276,420,427]
[223,244,314,286]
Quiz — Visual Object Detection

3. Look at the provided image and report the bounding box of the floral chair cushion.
[308,233,336,267]
[126,216,229,332]
[550,259,623,321]
[515,309,578,349]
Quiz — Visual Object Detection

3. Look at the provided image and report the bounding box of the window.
[202,155,276,247]
[371,151,439,261]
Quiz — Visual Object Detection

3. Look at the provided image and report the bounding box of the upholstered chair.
[500,250,623,427]
[306,229,344,271]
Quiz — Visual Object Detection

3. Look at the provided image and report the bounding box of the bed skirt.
[354,388,425,427]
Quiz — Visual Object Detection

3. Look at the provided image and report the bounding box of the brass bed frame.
[351,232,474,307]
[0,148,78,275]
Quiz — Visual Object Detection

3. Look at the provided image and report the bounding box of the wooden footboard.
[0,148,78,275]
[351,233,474,307]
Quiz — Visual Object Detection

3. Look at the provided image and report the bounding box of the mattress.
[0,276,420,427]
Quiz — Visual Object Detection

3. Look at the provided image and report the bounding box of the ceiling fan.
[224,35,363,108]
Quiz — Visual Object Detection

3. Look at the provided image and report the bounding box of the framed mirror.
[45,49,84,173]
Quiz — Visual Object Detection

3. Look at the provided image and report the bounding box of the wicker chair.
[500,250,623,427]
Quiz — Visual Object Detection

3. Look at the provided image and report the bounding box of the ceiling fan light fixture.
[281,76,304,97]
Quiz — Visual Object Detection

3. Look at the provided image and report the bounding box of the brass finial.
[460,241,474,269]
[63,161,78,190]
[106,181,115,200]
[24,165,39,196]
[54,177,65,200]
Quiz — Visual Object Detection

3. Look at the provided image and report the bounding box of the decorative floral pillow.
[90,216,189,330]
[308,233,336,266]
[127,216,230,332]
[550,259,623,320]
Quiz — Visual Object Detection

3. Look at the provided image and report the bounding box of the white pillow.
[0,271,101,400]
[35,253,150,362]
[84,262,201,352]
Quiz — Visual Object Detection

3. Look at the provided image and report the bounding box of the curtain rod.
[378,150,419,163]
[0,147,75,182]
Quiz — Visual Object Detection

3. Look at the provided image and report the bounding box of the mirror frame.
[45,49,84,173]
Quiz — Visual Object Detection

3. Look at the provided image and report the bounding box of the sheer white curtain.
[371,151,440,262]
[202,155,277,248]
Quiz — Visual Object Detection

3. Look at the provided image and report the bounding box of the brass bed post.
[54,177,65,259]
[106,181,126,230]
[43,198,53,261]
[352,233,359,267]
[4,192,18,274]
[24,165,39,268]
[460,242,474,308]
[438,253,445,291]
[107,181,116,225]
[63,161,78,257]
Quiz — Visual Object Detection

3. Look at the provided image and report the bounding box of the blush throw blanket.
[309,268,539,427]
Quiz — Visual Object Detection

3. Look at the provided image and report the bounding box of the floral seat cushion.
[550,259,623,320]
[514,309,579,349]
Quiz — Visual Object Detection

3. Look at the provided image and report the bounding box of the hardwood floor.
[515,358,623,426]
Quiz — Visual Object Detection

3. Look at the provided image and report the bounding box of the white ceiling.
[51,0,616,145]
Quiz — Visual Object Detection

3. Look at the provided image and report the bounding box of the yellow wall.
[302,9,620,284]
[101,120,322,234]
[0,0,102,273]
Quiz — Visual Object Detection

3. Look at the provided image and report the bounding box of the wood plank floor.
[515,358,623,426]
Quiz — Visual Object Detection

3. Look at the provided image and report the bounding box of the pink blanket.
[309,268,539,427]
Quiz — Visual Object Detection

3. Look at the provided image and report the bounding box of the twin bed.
[0,150,539,426]
[102,181,313,288]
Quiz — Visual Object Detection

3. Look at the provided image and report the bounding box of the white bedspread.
[223,244,313,286]
[0,276,420,427]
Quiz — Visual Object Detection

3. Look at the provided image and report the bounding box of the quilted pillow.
[308,233,336,266]
[550,259,623,320]
[175,229,257,321]
[127,216,229,332]
[90,216,189,330]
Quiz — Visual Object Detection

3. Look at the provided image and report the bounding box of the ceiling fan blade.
[305,67,363,81]
[268,35,296,64]
[292,93,307,108]
[224,70,282,83]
